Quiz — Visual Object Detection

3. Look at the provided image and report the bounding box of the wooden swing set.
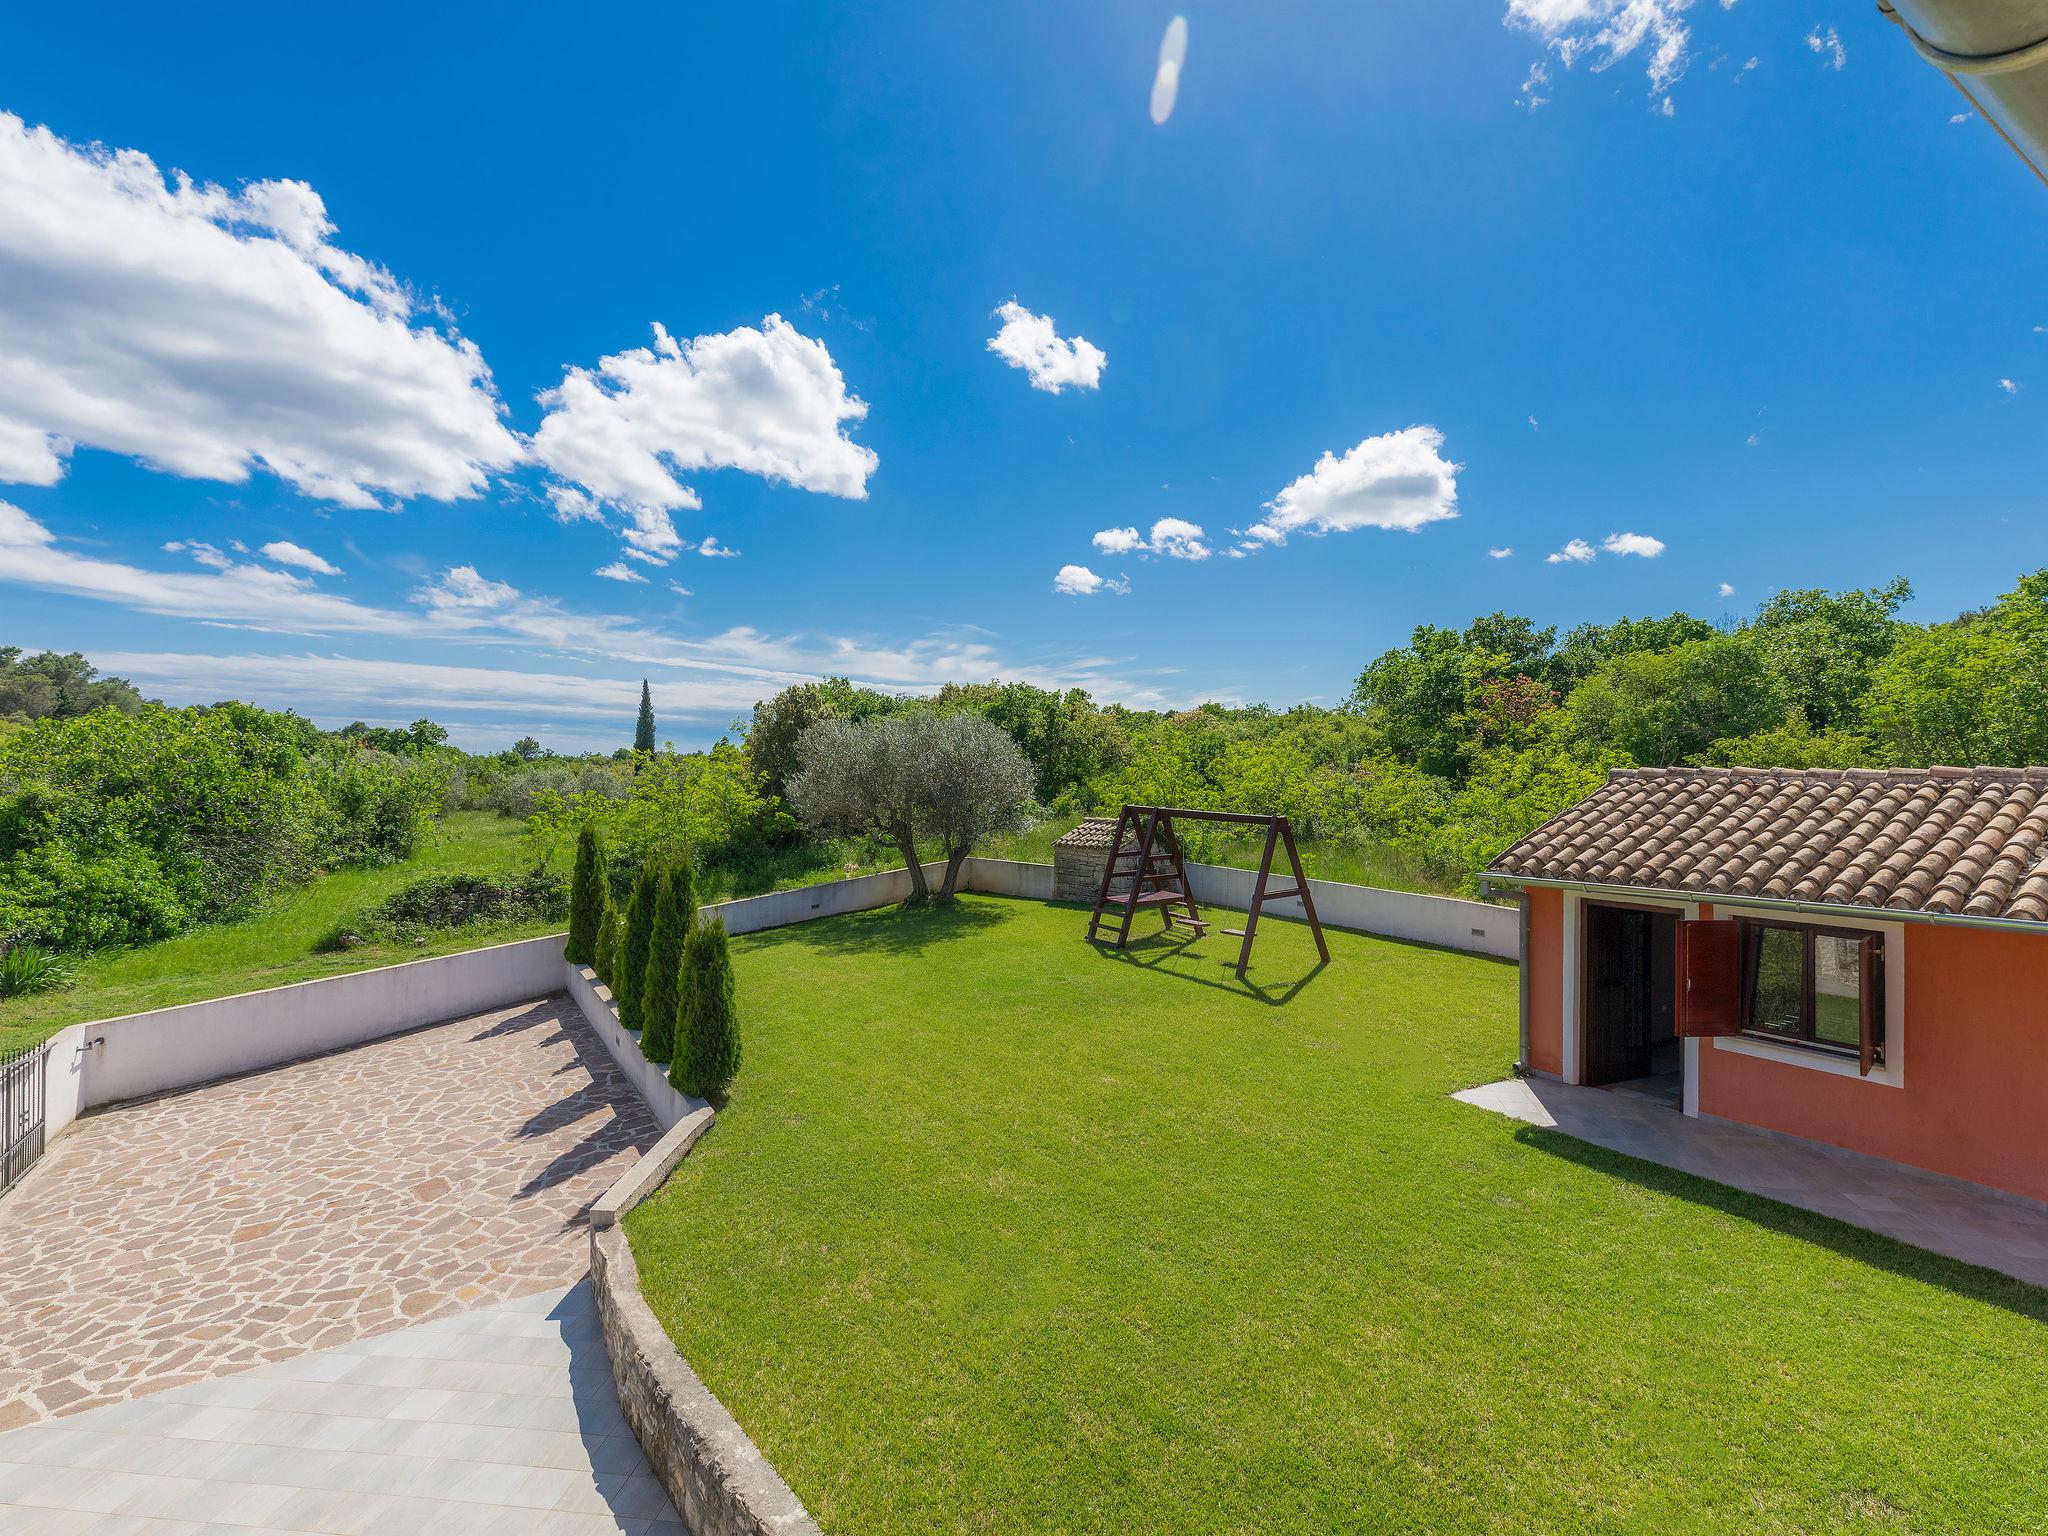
[1085,805,1330,979]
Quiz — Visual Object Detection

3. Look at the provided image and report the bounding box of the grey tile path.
[1457,1074,2048,1288]
[0,1280,682,1534]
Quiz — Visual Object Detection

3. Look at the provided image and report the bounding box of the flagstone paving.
[0,995,660,1431]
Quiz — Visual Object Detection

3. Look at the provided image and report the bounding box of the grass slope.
[626,896,2048,1535]
[0,812,549,1054]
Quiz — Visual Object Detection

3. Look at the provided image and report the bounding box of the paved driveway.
[0,995,659,1429]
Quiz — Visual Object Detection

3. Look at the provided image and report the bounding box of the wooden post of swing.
[1085,805,1330,979]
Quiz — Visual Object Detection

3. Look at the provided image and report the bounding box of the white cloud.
[1948,111,1973,125]
[1718,581,1736,597]
[593,561,646,583]
[697,535,740,559]
[1738,55,1759,78]
[986,302,1106,395]
[1151,16,1190,125]
[1527,415,1540,430]
[1805,25,1845,70]
[2,502,1194,718]
[1488,546,1515,559]
[1053,564,1128,596]
[1519,59,1552,109]
[259,540,341,576]
[1506,0,1695,100]
[667,580,693,598]
[1745,431,1761,446]
[1148,518,1209,560]
[1094,518,1209,560]
[0,112,522,508]
[1547,538,1596,564]
[546,485,604,525]
[163,539,234,572]
[1245,425,1460,548]
[531,315,875,564]
[1602,530,1665,557]
[1997,378,2019,394]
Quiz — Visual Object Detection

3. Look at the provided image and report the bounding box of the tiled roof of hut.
[1054,817,1121,850]
[1487,766,2048,924]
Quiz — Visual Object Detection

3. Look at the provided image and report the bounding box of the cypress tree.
[616,861,661,1031]
[640,864,688,1065]
[593,899,622,988]
[634,681,656,754]
[674,915,740,1101]
[565,826,606,966]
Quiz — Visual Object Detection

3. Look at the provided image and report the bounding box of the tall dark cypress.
[564,826,606,966]
[634,680,656,754]
[639,864,688,1065]
[674,915,739,1101]
[616,861,661,1031]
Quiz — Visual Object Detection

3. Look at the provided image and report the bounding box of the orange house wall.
[1697,919,2048,1203]
[1524,887,1565,1078]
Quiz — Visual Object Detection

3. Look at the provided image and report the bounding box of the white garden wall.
[70,933,566,1115]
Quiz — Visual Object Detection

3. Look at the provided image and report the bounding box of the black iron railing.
[1,1041,47,1197]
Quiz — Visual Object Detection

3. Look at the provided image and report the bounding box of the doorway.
[1580,901,1681,1102]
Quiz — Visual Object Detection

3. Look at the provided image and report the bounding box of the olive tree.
[789,711,1033,902]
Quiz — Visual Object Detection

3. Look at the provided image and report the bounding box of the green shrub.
[326,871,565,948]
[0,941,72,998]
[565,826,607,965]
[0,838,190,951]
[673,915,739,1100]
[594,899,621,988]
[616,862,660,1031]
[639,859,694,1065]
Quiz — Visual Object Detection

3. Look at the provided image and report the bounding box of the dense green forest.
[3,568,2044,974]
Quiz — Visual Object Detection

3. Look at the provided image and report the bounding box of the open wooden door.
[1676,919,1743,1038]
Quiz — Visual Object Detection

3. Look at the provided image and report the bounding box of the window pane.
[1813,933,1864,1048]
[1748,926,1803,1036]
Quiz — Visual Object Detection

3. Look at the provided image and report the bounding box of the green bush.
[673,915,739,1100]
[321,871,564,950]
[0,699,447,953]
[639,858,694,1065]
[594,898,622,987]
[616,862,660,1031]
[565,825,607,965]
[0,941,72,998]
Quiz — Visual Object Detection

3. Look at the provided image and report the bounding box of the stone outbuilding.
[1053,818,1130,903]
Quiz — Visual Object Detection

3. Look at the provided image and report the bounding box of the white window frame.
[1705,903,1906,1090]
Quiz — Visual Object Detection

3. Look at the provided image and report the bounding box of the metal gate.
[1,1041,48,1197]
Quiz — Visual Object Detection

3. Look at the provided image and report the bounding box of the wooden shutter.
[1858,934,1881,1076]
[1676,919,1743,1037]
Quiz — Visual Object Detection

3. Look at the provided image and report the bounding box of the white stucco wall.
[75,933,566,1112]
[563,962,701,1131]
[1178,862,1518,960]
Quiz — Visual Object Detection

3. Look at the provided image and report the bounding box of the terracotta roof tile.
[1488,766,2048,925]
[1054,817,1120,850]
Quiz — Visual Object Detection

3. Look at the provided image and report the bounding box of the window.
[1739,920,1884,1064]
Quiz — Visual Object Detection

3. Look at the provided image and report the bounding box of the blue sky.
[0,1,2042,752]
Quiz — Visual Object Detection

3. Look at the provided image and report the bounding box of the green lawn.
[0,811,553,1054]
[626,895,2048,1534]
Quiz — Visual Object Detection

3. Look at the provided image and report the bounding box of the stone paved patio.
[0,996,660,1430]
[1457,1074,2048,1288]
[0,1280,683,1534]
